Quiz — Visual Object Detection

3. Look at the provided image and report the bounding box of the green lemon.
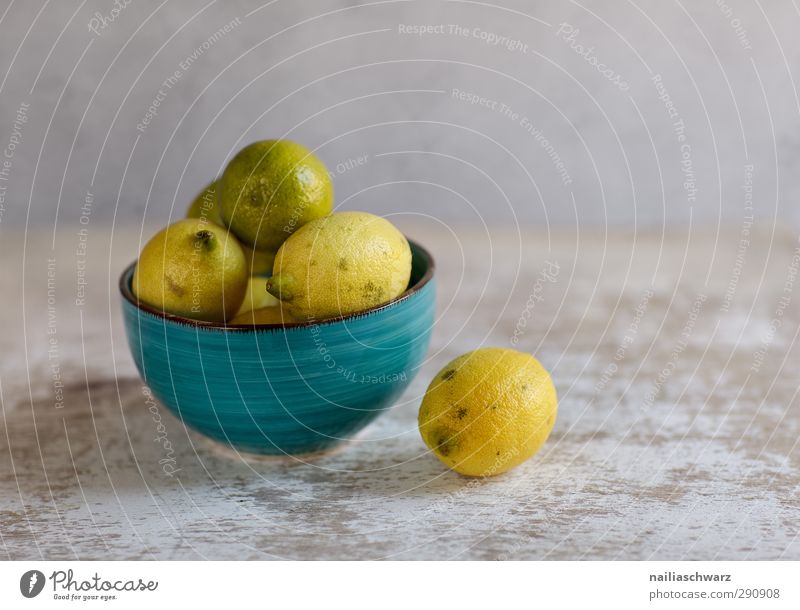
[187,180,224,225]
[266,211,411,320]
[133,219,248,322]
[187,180,276,275]
[219,139,333,252]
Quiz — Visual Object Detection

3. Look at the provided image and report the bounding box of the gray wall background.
[0,0,798,230]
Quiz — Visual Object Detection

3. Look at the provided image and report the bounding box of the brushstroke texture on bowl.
[119,240,435,455]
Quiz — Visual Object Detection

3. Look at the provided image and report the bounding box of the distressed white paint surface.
[1,225,798,559]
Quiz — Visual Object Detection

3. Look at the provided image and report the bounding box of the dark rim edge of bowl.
[119,238,436,332]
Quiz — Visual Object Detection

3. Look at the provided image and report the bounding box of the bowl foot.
[195,432,358,464]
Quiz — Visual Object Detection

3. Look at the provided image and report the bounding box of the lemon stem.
[194,230,215,251]
[266,273,294,302]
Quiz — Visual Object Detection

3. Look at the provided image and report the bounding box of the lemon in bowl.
[132,219,248,323]
[218,139,333,252]
[266,211,411,320]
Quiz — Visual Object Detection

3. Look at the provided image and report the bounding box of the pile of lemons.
[133,139,411,325]
[132,139,557,478]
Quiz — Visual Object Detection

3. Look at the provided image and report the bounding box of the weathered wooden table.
[1,223,798,559]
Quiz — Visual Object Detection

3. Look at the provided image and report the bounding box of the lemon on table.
[219,139,333,252]
[266,211,411,320]
[418,348,557,477]
[230,306,299,325]
[236,276,279,316]
[133,219,248,322]
[186,180,276,275]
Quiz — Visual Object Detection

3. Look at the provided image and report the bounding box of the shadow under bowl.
[119,240,436,456]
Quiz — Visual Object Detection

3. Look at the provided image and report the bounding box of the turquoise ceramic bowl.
[120,241,435,456]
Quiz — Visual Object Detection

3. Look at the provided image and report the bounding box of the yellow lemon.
[230,306,299,325]
[418,348,557,477]
[266,211,411,320]
[132,219,248,322]
[187,180,275,275]
[236,276,279,316]
[219,139,333,252]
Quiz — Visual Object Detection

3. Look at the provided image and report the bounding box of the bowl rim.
[119,238,435,331]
